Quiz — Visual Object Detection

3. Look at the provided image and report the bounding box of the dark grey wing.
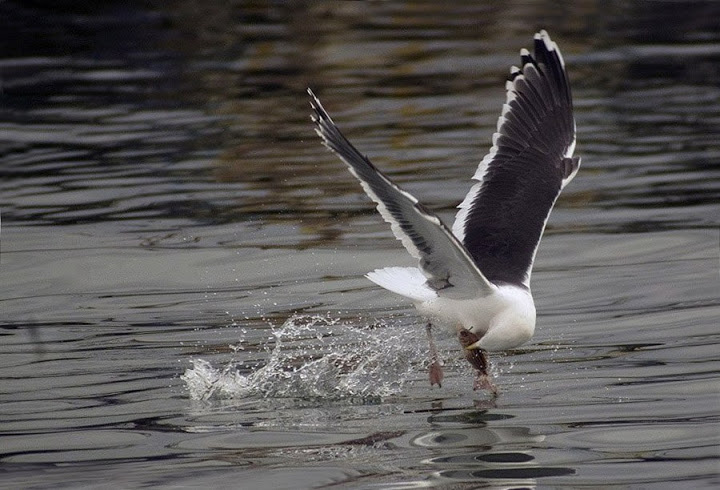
[452,30,580,288]
[309,89,494,298]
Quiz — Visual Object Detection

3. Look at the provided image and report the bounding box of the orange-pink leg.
[426,323,444,387]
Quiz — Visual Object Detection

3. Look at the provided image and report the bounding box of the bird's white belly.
[415,285,536,351]
[416,295,501,333]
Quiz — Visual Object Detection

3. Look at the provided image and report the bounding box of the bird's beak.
[465,340,482,351]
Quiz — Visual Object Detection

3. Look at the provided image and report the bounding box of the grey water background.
[2,1,719,488]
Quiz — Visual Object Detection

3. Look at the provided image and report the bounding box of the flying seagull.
[309,30,579,392]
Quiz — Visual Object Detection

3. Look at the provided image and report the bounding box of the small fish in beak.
[458,328,497,394]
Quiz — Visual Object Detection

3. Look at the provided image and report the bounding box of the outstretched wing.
[309,89,494,298]
[452,30,580,288]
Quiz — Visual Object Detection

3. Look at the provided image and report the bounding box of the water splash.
[182,315,425,402]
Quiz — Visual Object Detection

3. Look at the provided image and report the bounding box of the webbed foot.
[428,360,444,387]
[473,372,498,395]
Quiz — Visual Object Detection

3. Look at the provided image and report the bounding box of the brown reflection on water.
[147,0,720,245]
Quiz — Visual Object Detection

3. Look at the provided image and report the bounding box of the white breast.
[415,285,536,351]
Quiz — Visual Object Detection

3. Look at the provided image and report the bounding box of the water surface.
[2,1,719,488]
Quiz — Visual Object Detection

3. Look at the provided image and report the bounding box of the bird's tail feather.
[365,267,437,302]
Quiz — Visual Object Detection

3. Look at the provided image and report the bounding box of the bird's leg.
[426,323,444,387]
[471,351,498,395]
[458,329,498,395]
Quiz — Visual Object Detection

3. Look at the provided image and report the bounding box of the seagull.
[309,30,579,392]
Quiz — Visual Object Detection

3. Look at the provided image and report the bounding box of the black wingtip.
[307,87,369,170]
[307,87,336,130]
[307,87,320,117]
[307,87,320,103]
[520,48,535,68]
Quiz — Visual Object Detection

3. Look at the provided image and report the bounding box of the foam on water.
[182,315,425,401]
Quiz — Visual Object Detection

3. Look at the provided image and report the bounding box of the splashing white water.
[182,315,426,402]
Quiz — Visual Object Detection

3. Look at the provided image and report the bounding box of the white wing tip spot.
[535,30,565,68]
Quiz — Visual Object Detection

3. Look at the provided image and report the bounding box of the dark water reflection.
[2,1,719,488]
